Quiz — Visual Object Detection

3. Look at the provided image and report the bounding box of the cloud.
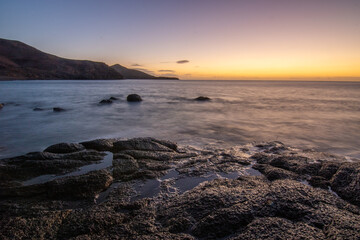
[131,63,142,67]
[158,69,176,73]
[176,60,189,64]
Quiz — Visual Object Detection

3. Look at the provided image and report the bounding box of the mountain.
[111,64,179,80]
[0,38,123,80]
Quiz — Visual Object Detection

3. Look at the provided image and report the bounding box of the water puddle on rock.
[23,152,113,186]
[129,166,262,201]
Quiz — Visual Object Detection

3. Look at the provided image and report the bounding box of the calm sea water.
[0,80,359,158]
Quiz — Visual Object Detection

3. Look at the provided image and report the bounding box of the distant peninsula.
[0,38,178,80]
[111,64,178,80]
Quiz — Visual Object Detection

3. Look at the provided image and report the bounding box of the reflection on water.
[0,80,359,158]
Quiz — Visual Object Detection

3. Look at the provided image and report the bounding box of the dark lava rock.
[46,169,113,199]
[53,107,66,112]
[99,99,113,104]
[1,139,359,239]
[330,162,360,206]
[44,142,85,154]
[81,138,117,151]
[194,96,211,101]
[113,138,174,152]
[109,96,118,100]
[158,177,360,239]
[127,94,142,102]
[0,150,105,183]
[33,107,44,111]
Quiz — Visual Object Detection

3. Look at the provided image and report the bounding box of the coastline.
[1,137,359,239]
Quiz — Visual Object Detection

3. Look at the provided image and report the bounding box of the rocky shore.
[0,138,359,239]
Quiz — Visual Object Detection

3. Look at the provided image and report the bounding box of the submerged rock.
[194,96,211,101]
[127,94,142,102]
[109,96,118,100]
[53,107,66,112]
[99,99,113,104]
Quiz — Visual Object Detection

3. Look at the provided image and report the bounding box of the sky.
[0,0,359,80]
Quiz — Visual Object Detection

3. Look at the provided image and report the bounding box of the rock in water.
[109,96,118,100]
[99,99,113,104]
[0,103,4,109]
[33,107,44,111]
[127,94,142,102]
[53,107,66,112]
[194,96,211,101]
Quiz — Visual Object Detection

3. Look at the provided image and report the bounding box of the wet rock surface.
[0,138,359,239]
[127,94,142,102]
[194,96,211,101]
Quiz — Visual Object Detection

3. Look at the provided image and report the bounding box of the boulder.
[44,142,85,154]
[46,169,113,199]
[194,96,211,101]
[330,162,360,206]
[81,138,116,151]
[113,138,174,152]
[127,94,142,102]
[113,155,139,178]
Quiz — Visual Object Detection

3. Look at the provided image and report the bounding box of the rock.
[0,150,105,182]
[253,163,299,181]
[158,177,360,239]
[194,96,211,101]
[330,162,360,206]
[53,107,65,112]
[43,142,85,154]
[127,94,142,102]
[99,99,113,104]
[33,107,44,111]
[0,103,4,109]
[46,169,113,199]
[229,217,325,240]
[113,155,139,178]
[109,96,118,100]
[113,138,175,152]
[81,138,117,151]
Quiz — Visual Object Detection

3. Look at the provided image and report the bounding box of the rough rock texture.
[80,138,118,151]
[127,94,142,102]
[44,143,85,154]
[0,138,359,240]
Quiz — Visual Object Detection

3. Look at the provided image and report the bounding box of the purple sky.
[1,0,359,80]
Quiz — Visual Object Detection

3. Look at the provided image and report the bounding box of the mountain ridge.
[0,38,179,80]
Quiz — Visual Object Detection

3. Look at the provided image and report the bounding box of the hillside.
[0,38,123,80]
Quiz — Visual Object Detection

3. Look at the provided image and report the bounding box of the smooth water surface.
[0,80,359,158]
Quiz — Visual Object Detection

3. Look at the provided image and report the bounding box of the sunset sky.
[1,0,359,80]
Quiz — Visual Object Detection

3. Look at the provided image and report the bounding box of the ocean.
[0,80,359,158]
